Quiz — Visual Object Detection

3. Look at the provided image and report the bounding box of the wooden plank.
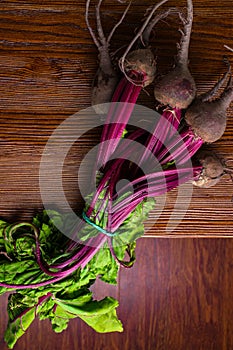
[0,0,233,231]
[1,238,233,349]
[118,238,233,350]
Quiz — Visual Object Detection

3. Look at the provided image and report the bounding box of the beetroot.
[93,1,174,166]
[185,71,233,143]
[85,0,131,114]
[192,149,224,188]
[119,0,170,86]
[121,6,180,86]
[87,0,172,107]
[122,48,156,86]
[154,0,196,109]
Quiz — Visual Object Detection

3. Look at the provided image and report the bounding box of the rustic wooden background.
[0,0,233,349]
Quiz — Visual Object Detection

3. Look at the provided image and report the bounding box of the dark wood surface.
[0,1,233,349]
[1,238,233,350]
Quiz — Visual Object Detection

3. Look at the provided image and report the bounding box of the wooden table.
[0,0,233,237]
[1,2,233,350]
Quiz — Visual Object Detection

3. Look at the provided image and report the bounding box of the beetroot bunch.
[1,0,230,286]
[0,1,232,348]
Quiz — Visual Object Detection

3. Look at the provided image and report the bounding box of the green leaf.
[4,292,54,348]
[55,296,123,333]
[112,197,155,261]
[4,305,36,349]
[78,297,123,333]
[37,298,55,320]
[79,308,123,333]
[81,244,119,285]
[50,290,92,333]
[55,296,116,316]
[51,305,71,333]
[0,197,155,348]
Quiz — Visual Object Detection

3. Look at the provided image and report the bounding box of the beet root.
[185,99,227,143]
[86,0,130,114]
[91,49,119,114]
[154,0,196,109]
[123,49,156,86]
[121,1,172,86]
[185,75,233,143]
[154,64,196,108]
[119,0,170,85]
[193,149,224,188]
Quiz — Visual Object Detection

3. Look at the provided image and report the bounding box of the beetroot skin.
[185,99,227,143]
[154,64,196,108]
[86,0,130,114]
[124,49,156,86]
[185,78,233,143]
[193,149,224,188]
[154,0,196,109]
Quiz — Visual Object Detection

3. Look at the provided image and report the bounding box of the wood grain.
[0,0,233,236]
[0,0,232,235]
[0,1,233,348]
[1,238,233,349]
